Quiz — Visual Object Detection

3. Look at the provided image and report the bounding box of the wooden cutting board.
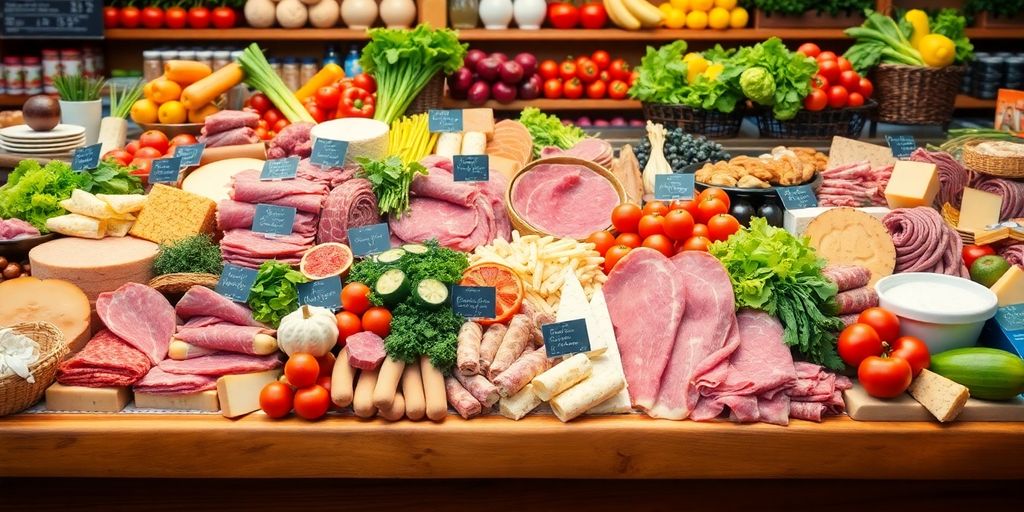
[844,384,1024,422]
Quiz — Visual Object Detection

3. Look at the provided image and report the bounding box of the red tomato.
[682,236,711,252]
[285,354,320,388]
[362,307,392,338]
[816,51,837,62]
[691,223,709,239]
[804,88,828,111]
[642,200,669,216]
[839,70,860,91]
[615,232,642,249]
[962,244,996,268]
[211,6,236,28]
[628,70,639,86]
[341,282,371,315]
[335,311,362,344]
[316,353,336,377]
[838,323,883,367]
[812,73,829,90]
[273,118,290,133]
[889,336,930,377]
[609,59,630,81]
[165,6,187,28]
[670,199,699,218]
[563,78,584,99]
[140,6,164,28]
[543,78,563,99]
[706,213,740,242]
[579,3,608,28]
[139,130,170,154]
[611,203,642,233]
[662,209,695,241]
[586,80,607,98]
[125,140,140,155]
[591,50,611,70]
[293,385,330,420]
[186,6,210,28]
[170,133,198,147]
[858,356,912,398]
[248,93,272,113]
[577,59,599,83]
[603,245,632,273]
[642,234,674,257]
[130,158,153,174]
[608,80,629,100]
[637,214,665,238]
[353,73,376,93]
[305,104,327,124]
[847,91,865,108]
[259,382,294,419]
[104,6,119,28]
[698,187,730,211]
[836,56,853,73]
[103,149,133,166]
[858,78,874,99]
[586,231,616,256]
[827,85,849,109]
[255,126,269,140]
[696,197,728,224]
[547,2,580,28]
[856,307,900,342]
[119,6,141,28]
[315,86,341,110]
[797,43,821,58]
[134,146,163,159]
[818,59,840,84]
[559,60,577,81]
[539,60,560,80]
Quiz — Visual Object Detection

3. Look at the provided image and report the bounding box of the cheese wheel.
[0,277,92,352]
[182,157,264,203]
[310,118,389,166]
[29,236,159,302]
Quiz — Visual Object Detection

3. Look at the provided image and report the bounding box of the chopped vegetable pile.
[355,155,428,219]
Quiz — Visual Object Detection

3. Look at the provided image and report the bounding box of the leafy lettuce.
[0,160,85,232]
[728,38,819,120]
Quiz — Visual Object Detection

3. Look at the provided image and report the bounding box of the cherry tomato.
[818,59,841,85]
[586,230,616,256]
[125,140,140,155]
[836,57,853,73]
[259,382,294,419]
[586,80,607,99]
[812,73,830,90]
[838,323,883,367]
[637,214,665,239]
[563,78,584,99]
[609,59,630,81]
[263,108,283,127]
[548,2,580,28]
[804,88,828,111]
[590,50,611,70]
[836,70,858,91]
[316,353,336,378]
[691,223,709,239]
[335,311,362,344]
[962,244,995,268]
[273,118,290,133]
[249,92,272,113]
[603,245,632,273]
[858,78,874,99]
[119,6,141,28]
[317,375,333,395]
[103,149,133,166]
[315,86,341,110]
[662,209,695,241]
[539,60,560,80]
[579,3,607,29]
[341,282,371,315]
[608,80,629,100]
[642,234,674,257]
[255,126,269,140]
[670,199,699,218]
[615,232,642,249]
[816,51,837,62]
[139,130,170,154]
[353,73,376,93]
[362,307,392,338]
[140,6,164,28]
[696,197,728,224]
[577,59,599,83]
[285,354,320,388]
[642,201,669,216]
[858,356,912,398]
[130,158,153,174]
[293,385,330,420]
[559,60,578,81]
[543,78,563,99]
[889,336,930,377]
[211,6,236,28]
[164,6,187,28]
[847,91,865,108]
[104,6,120,28]
[305,104,327,123]
[134,146,163,159]
[186,6,210,28]
[827,85,849,109]
[706,213,740,242]
[682,236,711,252]
[797,43,821,58]
[856,307,900,342]
[611,203,643,233]
[698,187,730,211]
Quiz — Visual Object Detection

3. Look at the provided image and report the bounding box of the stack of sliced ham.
[199,110,260,148]
[0,218,39,240]
[57,330,152,387]
[787,363,853,422]
[823,265,878,326]
[267,122,313,159]
[818,160,894,208]
[389,156,510,252]
[541,138,613,168]
[315,159,380,245]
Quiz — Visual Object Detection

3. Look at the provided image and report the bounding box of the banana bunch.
[604,0,664,30]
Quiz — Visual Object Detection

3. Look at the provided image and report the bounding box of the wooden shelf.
[104,28,371,41]
[955,95,997,109]
[1,413,1022,479]
[0,94,30,107]
[457,27,851,41]
[965,27,1024,39]
[442,97,642,110]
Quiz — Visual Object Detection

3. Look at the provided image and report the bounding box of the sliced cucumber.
[376,248,407,264]
[401,243,429,255]
[375,268,410,305]
[413,279,449,309]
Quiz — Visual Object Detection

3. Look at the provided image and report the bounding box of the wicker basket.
[507,156,626,239]
[962,141,1024,179]
[870,64,966,125]
[405,73,445,116]
[641,102,744,138]
[0,322,69,416]
[755,101,876,139]
[149,272,220,295]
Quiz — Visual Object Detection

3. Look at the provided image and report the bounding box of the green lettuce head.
[740,67,775,106]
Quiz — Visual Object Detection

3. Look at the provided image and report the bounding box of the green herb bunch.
[54,74,106,102]
[154,235,224,276]
[355,155,428,218]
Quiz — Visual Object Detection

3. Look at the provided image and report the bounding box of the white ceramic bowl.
[875,273,999,354]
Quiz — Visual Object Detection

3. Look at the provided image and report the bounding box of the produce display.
[532,51,635,101]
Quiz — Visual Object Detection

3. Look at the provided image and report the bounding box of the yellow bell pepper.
[683,53,708,84]
[918,33,955,68]
[905,9,930,49]
[703,63,725,80]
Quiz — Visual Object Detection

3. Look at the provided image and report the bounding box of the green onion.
[237,44,314,123]
[109,80,144,120]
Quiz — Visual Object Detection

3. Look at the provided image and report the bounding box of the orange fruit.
[188,104,220,123]
[157,100,187,124]
[149,78,182,104]
[130,99,159,124]
[460,262,525,326]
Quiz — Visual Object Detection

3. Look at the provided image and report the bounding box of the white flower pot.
[513,0,546,29]
[59,99,102,145]
[479,0,513,29]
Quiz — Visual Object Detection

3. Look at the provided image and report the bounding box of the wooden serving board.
[845,384,1024,422]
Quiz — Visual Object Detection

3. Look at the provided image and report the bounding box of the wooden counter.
[2,413,1021,479]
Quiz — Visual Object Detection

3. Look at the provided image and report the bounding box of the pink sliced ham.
[58,330,152,388]
[540,138,614,168]
[229,170,328,213]
[786,362,852,422]
[133,366,218,394]
[220,229,312,268]
[96,283,177,365]
[157,353,282,377]
[202,110,259,133]
[510,163,618,239]
[176,285,262,327]
[217,200,319,237]
[347,331,385,370]
[181,316,226,329]
[0,218,40,240]
[316,178,380,245]
[297,159,357,189]
[174,325,275,355]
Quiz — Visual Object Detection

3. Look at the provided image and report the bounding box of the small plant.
[53,74,107,102]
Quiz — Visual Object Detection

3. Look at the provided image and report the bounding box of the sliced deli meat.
[229,170,328,213]
[174,325,276,355]
[157,353,282,377]
[57,329,152,388]
[316,178,380,245]
[347,331,386,370]
[96,283,176,365]
[883,207,968,278]
[217,200,319,237]
[511,162,619,239]
[133,366,218,394]
[541,138,614,168]
[176,285,262,327]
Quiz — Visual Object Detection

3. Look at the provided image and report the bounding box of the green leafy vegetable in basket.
[153,234,224,276]
[729,38,818,120]
[519,107,586,158]
[929,9,974,65]
[844,10,927,74]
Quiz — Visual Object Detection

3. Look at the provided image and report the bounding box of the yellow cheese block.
[463,108,495,140]
[489,154,521,182]
[29,236,158,302]
[129,184,216,244]
[134,390,220,411]
[958,187,1002,232]
[991,265,1024,307]
[884,161,939,209]
[217,369,282,418]
[45,383,130,412]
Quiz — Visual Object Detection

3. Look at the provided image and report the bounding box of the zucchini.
[930,347,1024,400]
[413,279,448,309]
[375,268,410,305]
[376,248,407,264]
[401,243,429,255]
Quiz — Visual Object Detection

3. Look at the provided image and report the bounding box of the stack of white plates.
[0,124,87,157]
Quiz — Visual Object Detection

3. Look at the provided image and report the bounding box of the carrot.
[295,63,345,101]
[164,60,213,86]
[180,62,243,111]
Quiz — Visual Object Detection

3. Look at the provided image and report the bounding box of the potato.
[307,0,339,27]
[244,0,277,27]
[275,0,308,28]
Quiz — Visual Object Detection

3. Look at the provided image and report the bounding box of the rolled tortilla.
[499,383,543,421]
[550,371,626,423]
[531,353,592,401]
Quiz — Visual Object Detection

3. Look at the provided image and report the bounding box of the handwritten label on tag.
[885,135,917,159]
[310,138,348,168]
[428,109,463,133]
[451,285,497,319]
[216,264,259,302]
[71,143,102,172]
[777,184,819,210]
[174,143,205,167]
[453,154,489,182]
[148,157,183,184]
[349,223,391,257]
[654,174,695,201]
[298,276,343,311]
[260,157,300,181]
[543,318,592,358]
[251,204,296,236]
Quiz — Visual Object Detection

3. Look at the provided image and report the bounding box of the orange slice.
[460,262,525,325]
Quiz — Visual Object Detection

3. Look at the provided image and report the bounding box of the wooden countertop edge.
[2,414,1021,479]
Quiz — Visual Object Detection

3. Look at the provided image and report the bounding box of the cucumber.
[376,248,407,264]
[930,347,1024,400]
[413,279,448,309]
[401,243,429,255]
[375,268,410,305]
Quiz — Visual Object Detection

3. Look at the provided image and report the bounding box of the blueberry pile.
[633,128,730,171]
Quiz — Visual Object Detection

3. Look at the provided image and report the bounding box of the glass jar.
[60,49,82,77]
[82,47,97,77]
[42,49,60,93]
[22,57,42,94]
[212,50,232,70]
[300,57,318,87]
[4,57,23,95]
[142,50,162,82]
[196,50,214,70]
[449,0,479,29]
[282,57,301,92]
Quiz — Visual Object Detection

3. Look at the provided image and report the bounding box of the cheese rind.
[884,161,940,209]
[217,369,283,418]
[130,184,217,244]
[907,369,970,422]
[991,266,1024,307]
[134,390,220,412]
[45,383,130,412]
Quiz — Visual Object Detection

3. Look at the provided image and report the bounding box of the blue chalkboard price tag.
[654,173,695,201]
[451,285,497,319]
[453,154,490,182]
[428,109,463,133]
[216,264,259,302]
[349,223,392,257]
[310,138,349,168]
[174,143,205,167]
[777,184,819,210]
[251,204,296,236]
[260,156,300,181]
[297,276,343,311]
[71,143,102,172]
[543,318,592,358]
[148,156,183,184]
[885,135,917,159]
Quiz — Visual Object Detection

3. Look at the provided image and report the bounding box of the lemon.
[665,8,687,28]
[669,0,688,11]
[708,7,730,29]
[703,63,724,80]
[659,2,674,16]
[690,0,712,12]
[130,99,158,124]
[685,9,708,29]
[729,7,749,28]
[158,100,187,124]
[713,0,735,8]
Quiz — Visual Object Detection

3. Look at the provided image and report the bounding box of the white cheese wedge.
[585,290,632,415]
[907,369,969,422]
[555,269,607,356]
[217,369,282,418]
[45,383,130,412]
[499,383,542,421]
[60,189,135,220]
[45,213,107,239]
[96,193,147,214]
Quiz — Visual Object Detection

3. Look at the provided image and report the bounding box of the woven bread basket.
[0,322,69,416]
[149,273,220,295]
[962,141,1024,179]
[870,64,965,125]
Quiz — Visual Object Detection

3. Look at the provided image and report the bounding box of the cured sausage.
[444,376,482,419]
[488,315,531,380]
[883,207,968,278]
[455,372,499,407]
[835,287,879,315]
[478,323,508,376]
[456,322,483,375]
[821,265,871,292]
[492,346,551,398]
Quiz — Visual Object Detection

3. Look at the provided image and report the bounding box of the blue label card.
[777,184,819,210]
[260,156,300,181]
[71,143,102,172]
[349,222,392,257]
[996,304,1024,332]
[310,138,349,168]
[453,154,490,182]
[542,318,592,358]
[174,143,206,167]
[451,285,497,319]
[654,174,695,201]
[297,275,343,311]
[885,135,917,160]
[216,264,259,302]
[148,157,183,184]
[251,204,296,236]
[428,109,463,133]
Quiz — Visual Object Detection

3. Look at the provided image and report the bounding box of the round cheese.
[29,236,159,302]
[182,157,264,203]
[804,207,896,287]
[0,276,92,352]
[310,118,389,166]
